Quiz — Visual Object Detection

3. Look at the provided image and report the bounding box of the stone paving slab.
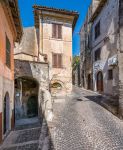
[0,120,41,150]
[3,142,38,150]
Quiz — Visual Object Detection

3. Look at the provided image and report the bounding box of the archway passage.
[88,74,91,90]
[3,92,10,134]
[15,77,39,121]
[97,71,103,93]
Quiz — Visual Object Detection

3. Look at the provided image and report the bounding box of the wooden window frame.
[108,69,113,80]
[6,35,11,68]
[95,21,100,39]
[52,53,63,68]
[95,48,101,61]
[52,24,62,39]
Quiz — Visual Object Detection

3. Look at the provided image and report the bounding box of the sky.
[18,0,91,56]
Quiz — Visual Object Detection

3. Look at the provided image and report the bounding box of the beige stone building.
[14,6,78,123]
[80,6,93,90]
[33,5,79,96]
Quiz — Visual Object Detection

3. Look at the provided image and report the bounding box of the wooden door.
[97,71,103,92]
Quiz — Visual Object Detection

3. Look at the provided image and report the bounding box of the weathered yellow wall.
[40,17,73,93]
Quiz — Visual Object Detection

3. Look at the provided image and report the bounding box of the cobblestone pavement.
[49,87,123,150]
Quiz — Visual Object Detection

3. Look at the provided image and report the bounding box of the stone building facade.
[0,0,22,143]
[89,0,123,117]
[80,7,93,90]
[14,28,49,122]
[91,0,119,95]
[33,5,79,96]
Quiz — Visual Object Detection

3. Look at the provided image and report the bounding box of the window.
[52,53,62,68]
[6,36,11,68]
[108,69,113,80]
[95,21,100,39]
[51,82,62,89]
[95,48,101,61]
[52,24,62,39]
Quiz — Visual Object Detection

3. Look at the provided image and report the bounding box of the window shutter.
[52,53,62,68]
[52,24,56,38]
[53,54,57,67]
[6,36,11,68]
[58,54,62,68]
[58,25,62,39]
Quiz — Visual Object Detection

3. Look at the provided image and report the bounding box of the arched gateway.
[15,77,39,120]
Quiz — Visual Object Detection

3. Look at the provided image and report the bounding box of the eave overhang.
[33,5,79,31]
[90,0,107,23]
[1,0,23,42]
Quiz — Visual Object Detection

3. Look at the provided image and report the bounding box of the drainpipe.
[40,10,43,54]
[38,10,44,62]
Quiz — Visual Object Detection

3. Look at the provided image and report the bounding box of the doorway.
[97,71,103,92]
[88,74,91,90]
[3,92,10,134]
[27,95,38,118]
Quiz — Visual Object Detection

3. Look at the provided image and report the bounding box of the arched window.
[51,82,62,90]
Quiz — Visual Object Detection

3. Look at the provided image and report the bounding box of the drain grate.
[77,98,83,101]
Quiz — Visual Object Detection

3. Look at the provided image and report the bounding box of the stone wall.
[80,7,93,90]
[14,59,49,119]
[118,0,123,118]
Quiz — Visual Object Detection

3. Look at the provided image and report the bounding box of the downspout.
[41,10,43,54]
[38,10,44,61]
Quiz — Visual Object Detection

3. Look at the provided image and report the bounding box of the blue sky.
[18,0,91,56]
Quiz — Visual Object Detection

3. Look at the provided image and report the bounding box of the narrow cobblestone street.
[49,87,123,150]
[1,87,123,150]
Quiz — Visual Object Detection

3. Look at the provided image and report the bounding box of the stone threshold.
[1,140,39,149]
